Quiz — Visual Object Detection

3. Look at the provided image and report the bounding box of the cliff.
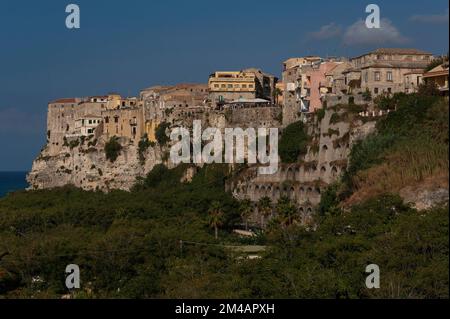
[27,135,162,192]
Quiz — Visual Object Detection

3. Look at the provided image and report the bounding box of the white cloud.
[342,18,409,46]
[410,9,449,24]
[308,23,343,40]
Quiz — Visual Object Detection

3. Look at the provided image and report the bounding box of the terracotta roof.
[50,98,78,104]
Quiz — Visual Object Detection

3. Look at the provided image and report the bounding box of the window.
[214,84,219,88]
[374,71,381,81]
[114,116,119,123]
[221,84,226,88]
[227,84,233,88]
[387,71,393,82]
[242,84,247,88]
[249,84,254,88]
[89,120,92,124]
[374,88,379,94]
[364,72,368,82]
[388,88,392,94]
[105,117,109,123]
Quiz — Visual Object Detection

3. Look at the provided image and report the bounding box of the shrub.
[316,108,326,122]
[155,122,170,146]
[138,134,155,164]
[417,81,440,96]
[279,121,310,163]
[329,113,341,125]
[69,139,79,149]
[104,136,122,162]
[362,88,372,101]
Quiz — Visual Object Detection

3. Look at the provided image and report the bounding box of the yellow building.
[208,71,257,104]
[102,107,145,144]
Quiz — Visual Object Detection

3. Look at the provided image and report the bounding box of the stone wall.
[227,108,377,224]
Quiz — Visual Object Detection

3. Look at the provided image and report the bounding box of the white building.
[74,115,102,136]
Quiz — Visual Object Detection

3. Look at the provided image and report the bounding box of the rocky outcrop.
[228,109,377,207]
[27,135,162,192]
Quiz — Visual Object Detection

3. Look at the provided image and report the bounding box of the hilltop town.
[27,48,449,216]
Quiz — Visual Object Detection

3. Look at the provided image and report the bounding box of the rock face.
[227,108,377,224]
[27,135,162,192]
[399,175,449,211]
[28,105,282,192]
[28,104,375,201]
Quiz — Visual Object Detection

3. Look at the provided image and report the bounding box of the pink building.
[302,62,339,112]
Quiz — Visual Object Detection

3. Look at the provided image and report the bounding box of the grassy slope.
[343,95,448,206]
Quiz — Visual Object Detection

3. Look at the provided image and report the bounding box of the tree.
[104,136,122,162]
[239,199,253,231]
[362,88,372,101]
[208,201,224,240]
[276,196,298,228]
[257,196,272,228]
[155,122,171,146]
[418,81,440,96]
[279,121,310,163]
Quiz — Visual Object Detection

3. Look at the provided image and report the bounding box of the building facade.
[423,63,449,95]
[208,69,277,106]
[351,48,432,96]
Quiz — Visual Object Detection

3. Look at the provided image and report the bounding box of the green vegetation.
[138,134,155,164]
[155,122,170,146]
[329,113,341,125]
[316,108,326,122]
[104,136,122,162]
[362,88,372,101]
[341,93,448,203]
[0,162,448,298]
[0,92,447,299]
[279,121,310,163]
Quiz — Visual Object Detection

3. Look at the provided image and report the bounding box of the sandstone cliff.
[27,135,162,192]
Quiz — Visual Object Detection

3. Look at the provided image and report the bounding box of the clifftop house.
[208,68,278,106]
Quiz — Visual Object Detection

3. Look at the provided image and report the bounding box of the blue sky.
[0,0,448,171]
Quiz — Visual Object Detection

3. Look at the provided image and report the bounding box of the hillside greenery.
[340,93,448,204]
[279,121,310,163]
[0,94,448,299]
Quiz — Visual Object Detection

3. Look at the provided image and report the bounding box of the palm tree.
[276,196,298,228]
[239,199,253,231]
[208,201,224,240]
[258,196,272,228]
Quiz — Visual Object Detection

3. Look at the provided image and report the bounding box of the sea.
[0,171,29,198]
